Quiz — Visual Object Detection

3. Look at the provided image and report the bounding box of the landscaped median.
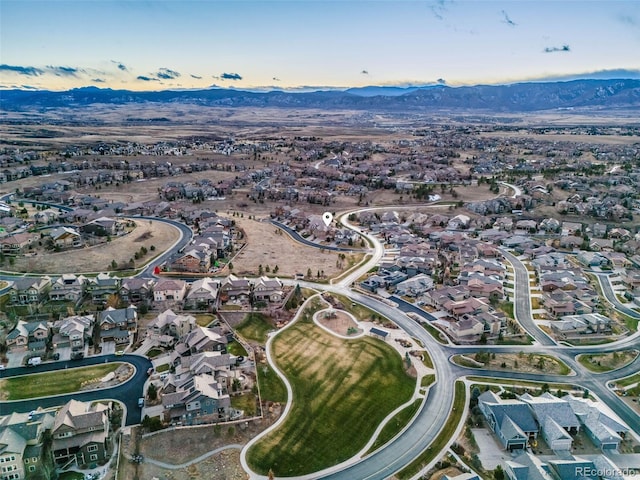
[0,363,127,400]
[577,350,639,373]
[452,351,572,375]
[245,298,416,477]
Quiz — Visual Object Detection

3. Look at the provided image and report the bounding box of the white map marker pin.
[322,212,333,227]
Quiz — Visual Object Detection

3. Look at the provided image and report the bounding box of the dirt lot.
[230,217,363,279]
[118,414,284,480]
[10,219,180,274]
[317,310,363,336]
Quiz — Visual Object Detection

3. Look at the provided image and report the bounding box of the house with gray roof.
[161,373,231,425]
[478,391,538,451]
[52,399,111,468]
[98,306,137,346]
[0,409,56,480]
[519,392,581,437]
[562,395,628,451]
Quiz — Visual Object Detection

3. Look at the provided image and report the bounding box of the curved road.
[0,354,152,426]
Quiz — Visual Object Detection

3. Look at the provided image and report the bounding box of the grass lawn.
[615,372,640,388]
[155,363,170,373]
[227,340,248,357]
[330,293,379,321]
[500,301,515,319]
[59,472,84,480]
[231,393,257,417]
[0,364,122,400]
[466,376,580,392]
[422,322,447,345]
[236,312,273,344]
[397,381,465,480]
[577,350,638,373]
[195,313,216,327]
[247,311,415,476]
[256,364,287,403]
[147,348,163,359]
[368,399,423,453]
[617,312,639,332]
[421,374,435,387]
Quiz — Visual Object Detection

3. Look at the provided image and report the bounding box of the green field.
[247,312,415,476]
[0,363,123,400]
[236,312,273,344]
[256,364,287,403]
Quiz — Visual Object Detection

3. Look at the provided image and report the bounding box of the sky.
[1,0,639,91]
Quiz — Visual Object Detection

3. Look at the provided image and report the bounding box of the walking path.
[142,444,243,469]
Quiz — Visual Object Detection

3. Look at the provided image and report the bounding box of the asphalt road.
[500,248,556,346]
[595,272,640,319]
[270,220,361,253]
[0,354,151,425]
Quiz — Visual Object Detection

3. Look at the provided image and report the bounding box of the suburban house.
[175,326,228,356]
[172,249,211,273]
[0,409,56,480]
[9,277,52,305]
[119,278,154,304]
[6,320,49,353]
[147,309,195,346]
[48,274,87,302]
[0,233,36,255]
[51,399,111,468]
[48,226,82,248]
[478,390,539,451]
[183,278,219,310]
[549,313,611,339]
[562,396,628,451]
[98,306,137,346]
[161,373,231,425]
[519,392,580,450]
[80,217,123,237]
[85,273,120,304]
[153,279,187,303]
[52,315,94,353]
[394,274,435,297]
[252,276,284,303]
[219,275,251,302]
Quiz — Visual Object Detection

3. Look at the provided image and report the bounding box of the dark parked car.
[70,351,84,360]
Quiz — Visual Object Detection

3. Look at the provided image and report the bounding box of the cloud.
[429,0,448,20]
[91,78,106,83]
[220,72,242,81]
[111,60,128,71]
[618,14,638,28]
[361,70,369,75]
[156,67,181,80]
[137,75,159,82]
[0,64,44,76]
[47,65,83,77]
[543,45,570,53]
[190,74,202,79]
[501,10,517,27]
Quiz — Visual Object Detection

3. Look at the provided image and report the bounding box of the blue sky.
[1,0,639,91]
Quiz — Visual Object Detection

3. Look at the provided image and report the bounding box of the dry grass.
[10,219,179,273]
[231,217,360,279]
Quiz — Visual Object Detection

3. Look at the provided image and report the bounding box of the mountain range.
[1,79,639,113]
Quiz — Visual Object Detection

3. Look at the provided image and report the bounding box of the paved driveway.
[472,428,513,470]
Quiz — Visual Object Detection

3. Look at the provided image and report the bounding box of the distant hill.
[2,79,639,113]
